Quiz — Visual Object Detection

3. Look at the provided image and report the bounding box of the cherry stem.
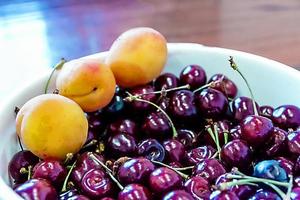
[173,166,194,171]
[88,153,124,190]
[226,174,289,187]
[207,127,221,159]
[228,56,258,116]
[125,92,178,138]
[286,175,293,199]
[82,139,98,149]
[27,165,32,181]
[61,161,77,192]
[64,153,74,165]
[151,160,189,179]
[17,136,24,151]
[264,182,287,200]
[224,132,229,145]
[193,79,223,93]
[135,84,190,98]
[44,58,66,94]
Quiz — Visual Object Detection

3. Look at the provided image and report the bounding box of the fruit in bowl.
[1,28,300,200]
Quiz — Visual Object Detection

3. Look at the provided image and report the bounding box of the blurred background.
[1,0,300,98]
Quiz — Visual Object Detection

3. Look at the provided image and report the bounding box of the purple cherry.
[128,85,157,112]
[287,130,300,156]
[149,167,182,194]
[240,115,273,148]
[230,185,256,199]
[32,160,67,188]
[249,189,281,200]
[209,190,239,200]
[260,105,274,119]
[14,179,57,200]
[169,90,197,121]
[118,184,151,200]
[208,74,238,99]
[117,158,155,185]
[232,97,260,121]
[108,119,138,137]
[261,127,288,157]
[195,88,228,119]
[137,139,165,162]
[186,146,216,165]
[193,158,226,183]
[162,190,194,200]
[230,125,242,140]
[107,133,137,158]
[80,169,113,198]
[175,129,198,149]
[276,157,294,175]
[155,73,179,90]
[291,187,300,200]
[8,150,39,183]
[180,64,207,89]
[87,110,106,133]
[272,105,300,129]
[220,139,252,171]
[142,112,171,140]
[184,176,211,199]
[163,139,187,163]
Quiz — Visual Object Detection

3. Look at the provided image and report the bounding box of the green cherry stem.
[151,160,189,179]
[135,84,190,98]
[125,92,178,138]
[193,79,223,93]
[27,165,32,181]
[88,153,124,190]
[264,182,287,200]
[207,127,221,159]
[44,58,66,94]
[173,166,194,171]
[61,161,77,192]
[213,124,222,160]
[228,56,258,116]
[286,175,293,200]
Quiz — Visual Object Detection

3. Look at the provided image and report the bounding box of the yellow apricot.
[16,94,88,160]
[56,58,116,112]
[106,27,167,88]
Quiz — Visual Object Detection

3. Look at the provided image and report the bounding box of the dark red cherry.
[260,105,274,119]
[107,133,137,158]
[260,127,288,157]
[149,167,182,194]
[210,190,239,200]
[14,179,57,200]
[118,184,152,200]
[8,150,39,183]
[103,95,125,116]
[272,105,300,129]
[108,119,138,137]
[287,130,300,156]
[295,176,300,187]
[230,185,256,199]
[230,125,242,140]
[291,187,300,200]
[87,110,106,133]
[169,90,197,121]
[208,74,238,99]
[80,169,113,199]
[195,88,228,119]
[137,139,165,162]
[71,152,104,185]
[163,139,187,163]
[220,139,252,171]
[60,190,90,200]
[142,112,171,140]
[155,73,179,90]
[240,115,273,148]
[186,146,216,165]
[168,162,182,168]
[128,85,157,112]
[193,158,226,183]
[101,198,114,200]
[276,157,294,175]
[32,160,67,188]
[117,158,155,185]
[162,190,194,200]
[157,96,170,112]
[175,129,198,149]
[184,176,211,199]
[180,64,207,89]
[232,97,260,121]
[249,189,281,200]
[294,156,300,175]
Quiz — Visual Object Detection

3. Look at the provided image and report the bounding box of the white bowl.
[1,43,300,199]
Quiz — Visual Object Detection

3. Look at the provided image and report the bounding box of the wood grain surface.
[0,0,300,96]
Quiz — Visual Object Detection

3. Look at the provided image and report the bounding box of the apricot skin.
[106,27,167,88]
[16,94,88,160]
[56,58,116,112]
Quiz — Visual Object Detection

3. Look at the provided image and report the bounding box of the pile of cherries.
[9,59,300,200]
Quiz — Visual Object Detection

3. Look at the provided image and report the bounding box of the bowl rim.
[1,43,300,199]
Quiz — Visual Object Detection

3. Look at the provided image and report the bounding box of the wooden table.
[0,0,300,97]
